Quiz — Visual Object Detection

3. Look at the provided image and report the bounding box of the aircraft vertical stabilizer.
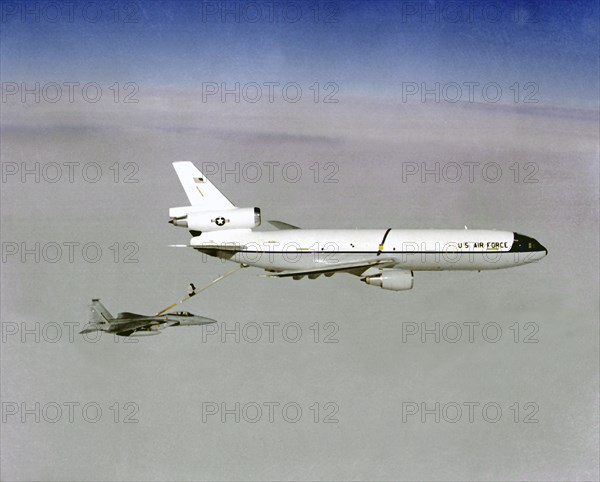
[89,299,114,322]
[172,162,235,210]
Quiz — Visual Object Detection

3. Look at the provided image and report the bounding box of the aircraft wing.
[268,220,301,230]
[113,319,162,337]
[264,257,397,279]
[171,244,247,252]
[194,244,247,252]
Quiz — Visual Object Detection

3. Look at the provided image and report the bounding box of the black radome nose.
[536,239,548,255]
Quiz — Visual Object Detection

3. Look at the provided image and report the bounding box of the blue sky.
[1,0,598,108]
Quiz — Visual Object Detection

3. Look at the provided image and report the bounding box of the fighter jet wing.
[264,257,397,279]
[113,319,162,336]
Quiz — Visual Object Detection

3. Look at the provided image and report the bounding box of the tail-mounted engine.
[169,207,261,232]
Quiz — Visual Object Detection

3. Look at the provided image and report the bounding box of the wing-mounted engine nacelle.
[169,207,261,232]
[362,269,414,291]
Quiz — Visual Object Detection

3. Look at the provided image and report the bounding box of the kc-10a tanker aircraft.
[169,162,547,291]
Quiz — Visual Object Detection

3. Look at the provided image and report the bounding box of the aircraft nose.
[530,238,547,258]
[512,232,547,255]
[199,316,218,325]
[535,239,548,256]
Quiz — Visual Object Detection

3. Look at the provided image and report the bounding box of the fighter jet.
[80,284,217,337]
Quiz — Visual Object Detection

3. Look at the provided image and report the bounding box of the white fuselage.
[191,229,546,272]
